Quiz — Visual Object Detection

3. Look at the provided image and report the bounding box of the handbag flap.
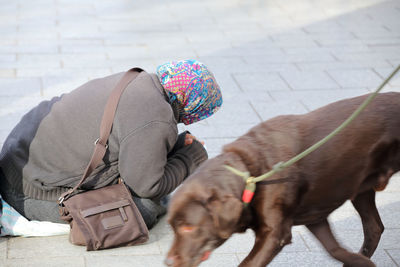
[80,199,130,217]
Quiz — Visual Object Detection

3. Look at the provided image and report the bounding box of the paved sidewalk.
[0,0,400,266]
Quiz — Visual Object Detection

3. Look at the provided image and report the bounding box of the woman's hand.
[184,133,205,146]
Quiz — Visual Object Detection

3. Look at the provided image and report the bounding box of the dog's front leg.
[239,217,292,267]
[307,219,375,267]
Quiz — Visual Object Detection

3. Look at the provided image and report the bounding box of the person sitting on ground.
[0,59,223,230]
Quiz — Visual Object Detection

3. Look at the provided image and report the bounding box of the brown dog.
[165,92,400,267]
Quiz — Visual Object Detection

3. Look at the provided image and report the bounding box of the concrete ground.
[0,0,400,266]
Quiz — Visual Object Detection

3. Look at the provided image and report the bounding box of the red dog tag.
[242,189,255,203]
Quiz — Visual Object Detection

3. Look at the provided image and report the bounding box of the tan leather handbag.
[58,68,149,251]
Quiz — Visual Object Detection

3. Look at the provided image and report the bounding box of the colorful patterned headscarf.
[156,59,223,125]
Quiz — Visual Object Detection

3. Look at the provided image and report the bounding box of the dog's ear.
[207,193,243,239]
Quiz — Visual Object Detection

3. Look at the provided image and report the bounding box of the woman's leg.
[0,169,63,223]
[132,196,168,229]
[23,199,65,223]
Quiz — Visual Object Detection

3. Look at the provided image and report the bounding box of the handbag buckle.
[94,138,109,149]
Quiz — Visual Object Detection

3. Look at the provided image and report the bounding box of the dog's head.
[165,162,245,267]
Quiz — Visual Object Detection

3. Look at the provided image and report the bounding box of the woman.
[0,59,223,230]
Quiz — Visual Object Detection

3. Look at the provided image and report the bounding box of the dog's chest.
[292,201,344,225]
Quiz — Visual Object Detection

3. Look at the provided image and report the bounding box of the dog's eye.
[178,225,196,233]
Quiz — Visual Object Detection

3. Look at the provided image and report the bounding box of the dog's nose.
[164,256,175,266]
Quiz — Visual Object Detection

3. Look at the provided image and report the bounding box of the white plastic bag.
[0,195,69,237]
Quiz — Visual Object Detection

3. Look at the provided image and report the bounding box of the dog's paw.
[343,253,376,267]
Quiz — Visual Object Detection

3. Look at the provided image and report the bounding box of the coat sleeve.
[118,122,208,199]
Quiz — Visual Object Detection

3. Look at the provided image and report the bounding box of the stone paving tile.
[200,254,241,267]
[107,46,152,60]
[385,173,400,192]
[60,45,107,54]
[327,69,383,88]
[370,249,399,267]
[0,238,7,261]
[390,58,400,67]
[190,42,235,57]
[334,52,400,63]
[0,95,43,112]
[40,76,88,98]
[321,201,362,232]
[245,62,300,74]
[284,45,372,55]
[186,31,228,44]
[270,89,370,111]
[0,57,60,69]
[6,234,161,260]
[374,192,400,229]
[17,54,62,68]
[61,54,109,68]
[369,46,400,59]
[155,233,176,255]
[0,69,15,78]
[233,72,290,92]
[87,234,161,257]
[221,90,274,104]
[110,59,157,74]
[374,67,400,87]
[197,57,246,73]
[0,39,16,46]
[209,72,241,94]
[21,68,111,81]
[0,55,16,63]
[205,101,262,126]
[0,130,9,146]
[387,249,400,266]
[239,252,340,267]
[7,235,85,259]
[149,216,171,236]
[253,249,397,267]
[184,122,256,139]
[301,229,400,253]
[244,50,335,65]
[4,257,85,267]
[251,100,308,121]
[85,255,166,267]
[296,60,394,71]
[279,70,340,90]
[0,78,41,97]
[0,114,27,132]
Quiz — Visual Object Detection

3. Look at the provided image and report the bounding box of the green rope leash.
[225,65,400,205]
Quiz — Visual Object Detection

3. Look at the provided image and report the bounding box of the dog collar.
[224,164,293,206]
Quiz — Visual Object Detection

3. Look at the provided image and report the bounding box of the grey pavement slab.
[327,69,384,89]
[0,238,6,261]
[1,0,400,266]
[251,100,308,121]
[85,255,167,267]
[233,72,291,92]
[279,70,340,90]
[204,101,263,126]
[270,89,371,111]
[387,249,400,266]
[0,78,42,97]
[4,257,86,267]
